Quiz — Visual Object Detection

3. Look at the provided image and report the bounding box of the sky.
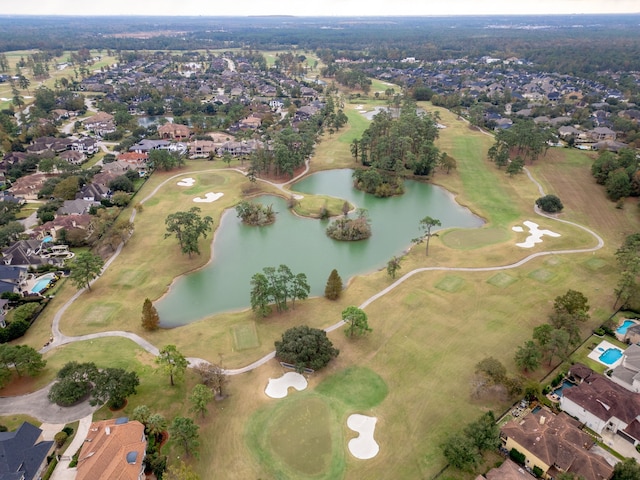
[1,0,638,17]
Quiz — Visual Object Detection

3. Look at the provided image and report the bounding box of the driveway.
[0,382,99,423]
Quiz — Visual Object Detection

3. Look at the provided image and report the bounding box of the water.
[137,116,174,128]
[616,319,637,335]
[599,348,623,365]
[552,379,575,397]
[156,169,484,326]
[31,273,56,294]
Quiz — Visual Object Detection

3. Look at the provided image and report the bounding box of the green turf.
[83,303,121,327]
[232,322,260,350]
[583,258,608,271]
[528,269,556,283]
[487,272,518,288]
[269,396,333,476]
[440,227,510,249]
[435,275,465,293]
[315,366,388,410]
[113,269,148,288]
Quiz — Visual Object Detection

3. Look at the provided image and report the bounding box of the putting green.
[440,227,509,249]
[269,396,333,476]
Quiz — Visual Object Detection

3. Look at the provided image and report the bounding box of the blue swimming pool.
[617,320,637,335]
[552,379,576,397]
[30,273,56,294]
[599,348,623,365]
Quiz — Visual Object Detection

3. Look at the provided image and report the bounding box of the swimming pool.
[552,379,575,397]
[30,273,56,294]
[599,348,623,365]
[617,319,637,335]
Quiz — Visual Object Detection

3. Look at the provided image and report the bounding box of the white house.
[610,344,640,393]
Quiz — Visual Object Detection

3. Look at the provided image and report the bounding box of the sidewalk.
[47,413,93,480]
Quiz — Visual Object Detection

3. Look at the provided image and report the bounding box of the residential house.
[187,140,217,158]
[129,139,170,154]
[57,199,99,216]
[561,363,640,447]
[611,344,640,393]
[623,323,640,345]
[475,459,536,480]
[60,150,86,166]
[216,139,265,157]
[500,408,612,480]
[0,422,54,480]
[0,264,28,294]
[8,173,48,200]
[71,137,99,156]
[239,114,262,129]
[2,152,27,172]
[558,126,581,139]
[84,112,116,136]
[78,183,111,202]
[32,214,92,242]
[158,122,191,140]
[589,127,617,142]
[117,152,148,171]
[76,418,146,480]
[26,136,72,155]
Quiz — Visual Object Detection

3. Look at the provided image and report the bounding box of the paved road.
[1,160,605,420]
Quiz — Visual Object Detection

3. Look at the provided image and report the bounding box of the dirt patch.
[0,374,39,396]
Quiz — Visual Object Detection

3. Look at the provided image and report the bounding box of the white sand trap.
[512,226,524,233]
[514,220,560,248]
[177,177,195,187]
[265,372,307,399]
[355,104,364,110]
[193,192,224,203]
[347,414,379,459]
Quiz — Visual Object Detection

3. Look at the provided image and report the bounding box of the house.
[589,127,617,142]
[0,264,28,294]
[187,140,217,158]
[78,183,111,202]
[561,363,640,446]
[158,122,191,140]
[117,152,148,171]
[623,323,640,345]
[475,459,536,480]
[558,126,581,139]
[26,136,73,155]
[128,139,170,154]
[76,418,146,480]
[0,422,54,480]
[60,150,86,166]
[8,173,48,200]
[239,114,262,129]
[84,112,116,136]
[71,137,99,156]
[611,344,640,393]
[500,408,612,480]
[57,199,99,216]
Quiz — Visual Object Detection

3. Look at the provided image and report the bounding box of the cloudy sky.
[1,0,638,16]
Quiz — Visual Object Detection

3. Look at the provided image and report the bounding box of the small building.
[158,122,191,140]
[76,418,146,480]
[610,343,640,393]
[0,422,54,480]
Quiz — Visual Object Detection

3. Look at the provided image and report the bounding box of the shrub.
[533,465,544,478]
[62,426,74,436]
[535,194,564,213]
[275,325,339,371]
[54,431,68,448]
[509,448,526,465]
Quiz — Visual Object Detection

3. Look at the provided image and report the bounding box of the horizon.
[1,0,638,17]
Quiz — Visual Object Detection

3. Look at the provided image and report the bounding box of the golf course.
[6,96,638,480]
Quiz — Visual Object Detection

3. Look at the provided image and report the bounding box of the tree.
[141,298,160,331]
[290,273,310,308]
[275,325,339,371]
[91,368,139,409]
[108,175,134,193]
[440,433,481,471]
[506,156,525,176]
[0,344,46,378]
[165,207,214,258]
[387,256,402,279]
[419,216,441,255]
[156,345,188,387]
[324,269,343,300]
[189,384,214,418]
[249,272,271,317]
[194,362,228,397]
[68,252,104,291]
[614,233,640,311]
[514,340,542,372]
[131,405,151,426]
[612,458,640,480]
[48,362,98,406]
[168,417,200,457]
[165,460,201,480]
[536,194,564,213]
[550,290,589,346]
[149,149,185,171]
[476,357,506,385]
[52,176,79,200]
[342,306,372,338]
[606,169,631,201]
[464,411,500,452]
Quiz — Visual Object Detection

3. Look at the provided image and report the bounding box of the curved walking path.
[0,162,604,418]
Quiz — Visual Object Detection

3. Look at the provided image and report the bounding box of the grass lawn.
[3,92,639,479]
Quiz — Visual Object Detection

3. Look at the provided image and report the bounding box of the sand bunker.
[193,192,224,203]
[265,372,308,399]
[512,220,560,248]
[347,414,379,459]
[177,177,195,187]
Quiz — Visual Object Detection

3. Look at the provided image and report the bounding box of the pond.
[155,169,484,326]
[136,116,174,128]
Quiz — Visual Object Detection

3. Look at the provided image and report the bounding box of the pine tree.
[324,269,343,300]
[141,298,160,331]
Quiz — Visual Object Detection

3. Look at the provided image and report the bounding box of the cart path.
[42,164,603,378]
